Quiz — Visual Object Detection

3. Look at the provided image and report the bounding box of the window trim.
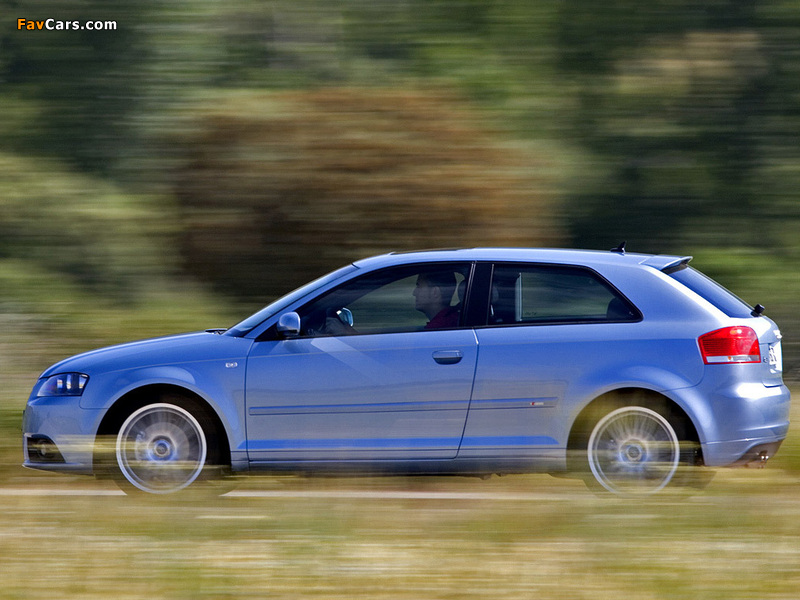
[262,261,477,340]
[475,261,642,328]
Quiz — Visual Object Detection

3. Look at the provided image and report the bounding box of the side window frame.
[477,262,642,327]
[289,261,476,338]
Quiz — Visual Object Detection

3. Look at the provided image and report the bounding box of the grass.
[1,469,800,599]
[1,386,799,599]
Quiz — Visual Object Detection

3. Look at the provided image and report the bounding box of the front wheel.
[115,403,209,494]
[586,406,681,495]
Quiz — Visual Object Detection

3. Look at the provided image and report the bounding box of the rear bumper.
[704,438,786,468]
[688,381,791,467]
[729,440,783,467]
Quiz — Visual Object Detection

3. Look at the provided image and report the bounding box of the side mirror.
[276,312,301,338]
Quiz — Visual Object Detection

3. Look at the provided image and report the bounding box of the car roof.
[352,248,691,272]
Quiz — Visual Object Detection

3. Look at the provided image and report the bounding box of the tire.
[114,402,211,494]
[585,405,682,495]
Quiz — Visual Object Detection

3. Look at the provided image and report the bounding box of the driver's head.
[413,271,457,319]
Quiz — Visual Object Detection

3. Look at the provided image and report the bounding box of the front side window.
[298,263,471,336]
[488,264,639,325]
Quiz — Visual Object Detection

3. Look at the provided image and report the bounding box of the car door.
[245,262,478,462]
[460,262,641,459]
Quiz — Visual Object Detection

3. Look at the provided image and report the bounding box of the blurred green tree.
[1,0,158,174]
[0,153,171,300]
[554,0,800,253]
[171,88,561,301]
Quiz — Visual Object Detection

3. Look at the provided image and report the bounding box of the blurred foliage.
[555,1,800,253]
[1,0,158,173]
[0,0,799,371]
[2,1,800,526]
[171,88,559,300]
[0,153,171,299]
[2,9,800,594]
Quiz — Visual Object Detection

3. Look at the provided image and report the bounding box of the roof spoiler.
[660,257,692,274]
[638,255,693,273]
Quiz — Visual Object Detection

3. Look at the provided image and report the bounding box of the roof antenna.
[611,241,627,254]
[751,304,765,317]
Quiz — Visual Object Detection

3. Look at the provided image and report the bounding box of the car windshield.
[226,264,359,336]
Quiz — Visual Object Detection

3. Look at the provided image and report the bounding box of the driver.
[413,271,460,329]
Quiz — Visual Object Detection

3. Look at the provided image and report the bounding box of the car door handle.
[432,350,463,365]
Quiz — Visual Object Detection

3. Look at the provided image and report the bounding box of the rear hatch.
[755,319,784,387]
[663,262,784,387]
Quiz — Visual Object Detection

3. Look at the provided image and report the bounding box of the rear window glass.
[668,267,754,318]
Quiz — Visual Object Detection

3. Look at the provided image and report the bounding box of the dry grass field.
[2,389,799,600]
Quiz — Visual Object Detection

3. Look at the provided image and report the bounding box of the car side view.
[22,247,790,495]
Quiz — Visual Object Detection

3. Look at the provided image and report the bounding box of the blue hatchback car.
[23,248,790,495]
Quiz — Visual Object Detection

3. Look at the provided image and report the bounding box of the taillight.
[699,326,761,364]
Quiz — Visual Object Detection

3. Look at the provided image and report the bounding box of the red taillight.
[699,326,761,365]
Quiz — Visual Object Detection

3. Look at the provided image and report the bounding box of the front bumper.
[22,397,103,475]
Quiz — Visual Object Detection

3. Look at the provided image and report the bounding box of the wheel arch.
[94,383,232,471]
[567,387,703,464]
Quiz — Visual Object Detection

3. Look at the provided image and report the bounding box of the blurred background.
[3,1,800,360]
[3,0,799,351]
[2,2,800,597]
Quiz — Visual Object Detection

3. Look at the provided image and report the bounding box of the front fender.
[83,362,247,463]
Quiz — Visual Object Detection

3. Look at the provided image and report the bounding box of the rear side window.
[488,264,640,325]
[668,267,754,318]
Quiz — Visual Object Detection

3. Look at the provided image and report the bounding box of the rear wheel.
[585,405,682,495]
[115,402,210,494]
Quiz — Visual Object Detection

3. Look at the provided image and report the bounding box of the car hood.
[39,331,251,378]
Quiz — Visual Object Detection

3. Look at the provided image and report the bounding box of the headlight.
[37,373,89,397]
